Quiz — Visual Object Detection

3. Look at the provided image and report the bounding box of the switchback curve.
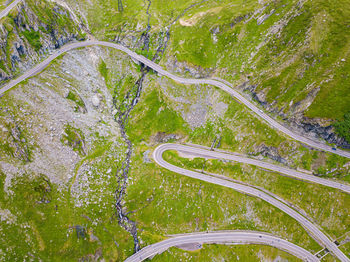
[124,231,319,262]
[0,40,350,159]
[153,143,349,261]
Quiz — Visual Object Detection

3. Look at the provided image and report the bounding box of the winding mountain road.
[124,231,320,262]
[153,144,350,262]
[0,31,348,260]
[1,40,349,160]
[0,0,21,19]
[157,144,350,194]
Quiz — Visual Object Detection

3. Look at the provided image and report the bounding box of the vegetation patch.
[66,90,86,113]
[128,88,189,142]
[61,124,86,156]
[126,147,321,254]
[22,30,42,51]
[153,244,300,262]
[98,59,108,81]
[164,150,350,238]
[0,121,32,162]
[0,170,133,261]
[334,111,350,144]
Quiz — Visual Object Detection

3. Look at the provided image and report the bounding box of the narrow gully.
[111,0,212,254]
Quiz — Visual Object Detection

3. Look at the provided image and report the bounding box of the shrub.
[334,111,350,143]
[22,30,42,51]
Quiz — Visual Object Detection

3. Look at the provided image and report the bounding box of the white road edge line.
[0,0,21,20]
[0,2,347,262]
[153,144,350,262]
[1,40,349,159]
[0,36,348,261]
[124,231,319,262]
[163,144,350,194]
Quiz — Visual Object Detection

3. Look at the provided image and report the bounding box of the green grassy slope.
[1,0,350,261]
[66,0,350,143]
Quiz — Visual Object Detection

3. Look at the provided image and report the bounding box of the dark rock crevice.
[243,82,350,149]
[111,0,167,253]
[250,143,288,165]
[109,0,214,253]
[0,1,84,84]
[112,54,148,256]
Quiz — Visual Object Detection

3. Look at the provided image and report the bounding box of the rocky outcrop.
[243,81,350,149]
[165,57,214,78]
[300,122,350,149]
[0,0,84,84]
[151,132,181,143]
[251,143,288,165]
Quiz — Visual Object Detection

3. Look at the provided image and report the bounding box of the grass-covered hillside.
[0,0,85,83]
[65,0,350,147]
[1,0,350,261]
[0,46,139,260]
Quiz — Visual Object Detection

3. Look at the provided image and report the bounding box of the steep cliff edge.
[0,0,85,83]
[246,0,350,149]
[1,1,350,261]
[63,0,350,149]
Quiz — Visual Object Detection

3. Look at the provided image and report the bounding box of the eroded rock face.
[300,122,350,149]
[151,132,181,143]
[252,143,288,165]
[165,57,214,79]
[243,81,350,149]
[0,0,84,83]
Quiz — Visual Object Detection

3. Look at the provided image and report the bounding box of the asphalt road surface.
[124,231,319,262]
[0,29,348,261]
[153,144,350,262]
[156,144,350,194]
[0,0,21,19]
[1,40,349,159]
